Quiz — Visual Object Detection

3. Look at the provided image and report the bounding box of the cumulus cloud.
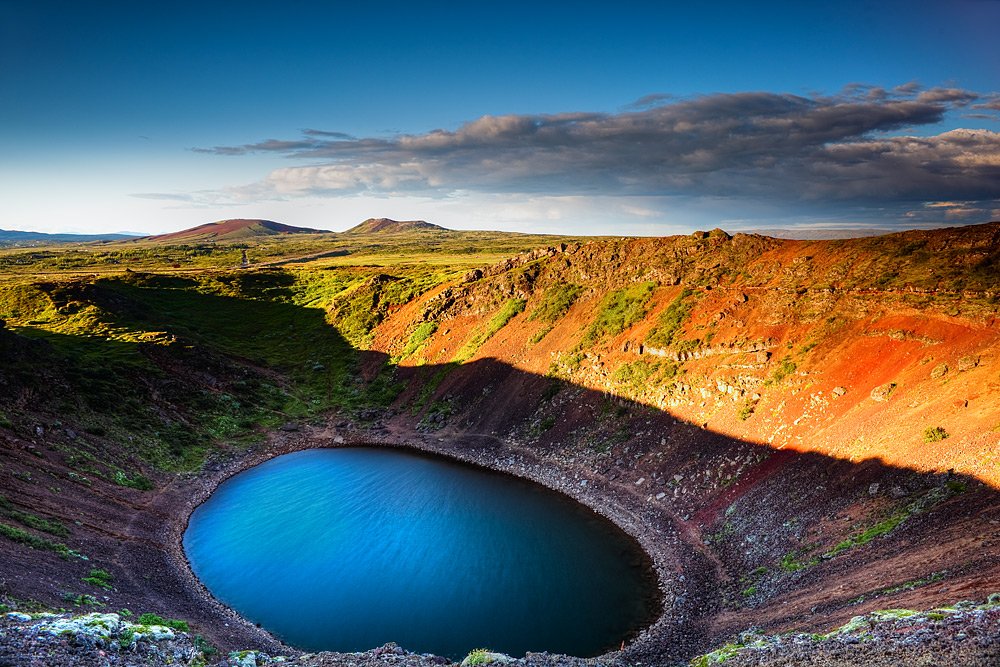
[189,86,1000,225]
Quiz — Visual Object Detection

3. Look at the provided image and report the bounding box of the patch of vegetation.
[328,272,445,348]
[81,568,113,590]
[528,283,583,333]
[398,321,438,360]
[612,360,658,395]
[690,637,765,667]
[612,358,678,399]
[464,649,495,665]
[580,281,655,348]
[848,571,947,605]
[540,380,564,402]
[137,613,189,631]
[529,283,583,322]
[547,350,586,379]
[0,495,68,537]
[0,522,83,559]
[411,363,457,413]
[734,564,769,601]
[1,273,367,471]
[528,325,553,345]
[61,592,103,607]
[826,483,966,560]
[923,426,949,443]
[193,635,217,659]
[118,626,135,645]
[780,550,820,573]
[737,401,755,421]
[453,298,526,363]
[646,287,696,348]
[113,470,153,490]
[768,358,797,384]
[528,416,556,437]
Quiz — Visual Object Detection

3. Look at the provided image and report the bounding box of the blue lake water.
[183,447,657,658]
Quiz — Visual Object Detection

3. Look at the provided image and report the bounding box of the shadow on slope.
[0,280,996,663]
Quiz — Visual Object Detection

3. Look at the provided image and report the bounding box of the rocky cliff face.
[363,223,1000,654]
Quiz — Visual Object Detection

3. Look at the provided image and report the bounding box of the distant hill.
[746,227,897,240]
[145,219,330,242]
[342,218,447,235]
[0,229,139,246]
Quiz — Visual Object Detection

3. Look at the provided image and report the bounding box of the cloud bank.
[181,85,1000,227]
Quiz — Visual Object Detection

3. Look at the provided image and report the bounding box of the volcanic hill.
[0,222,998,666]
[145,218,329,242]
[342,218,448,235]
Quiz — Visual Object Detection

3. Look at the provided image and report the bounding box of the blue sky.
[2,0,998,235]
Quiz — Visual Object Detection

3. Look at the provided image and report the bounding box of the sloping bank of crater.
[162,426,701,665]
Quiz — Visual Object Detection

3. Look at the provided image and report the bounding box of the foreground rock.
[688,597,1000,667]
[3,598,1000,667]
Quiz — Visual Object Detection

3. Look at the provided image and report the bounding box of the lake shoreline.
[155,419,709,665]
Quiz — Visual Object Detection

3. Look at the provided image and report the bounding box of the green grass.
[646,287,696,348]
[580,281,655,348]
[398,321,439,361]
[81,568,113,590]
[0,495,68,537]
[0,272,371,470]
[525,284,584,344]
[0,522,82,559]
[453,298,526,363]
[62,593,102,607]
[768,358,797,384]
[528,284,583,323]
